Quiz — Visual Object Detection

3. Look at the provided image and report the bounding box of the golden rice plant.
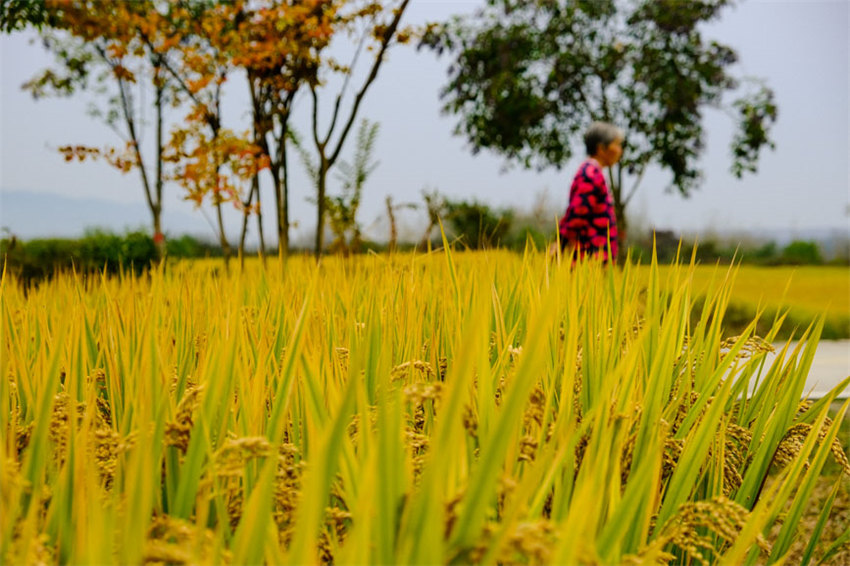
[1,243,848,565]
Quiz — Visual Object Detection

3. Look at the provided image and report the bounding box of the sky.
[0,0,848,245]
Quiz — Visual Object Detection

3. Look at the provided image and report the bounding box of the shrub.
[781,240,823,265]
[444,199,513,249]
[1,230,157,285]
[166,234,222,258]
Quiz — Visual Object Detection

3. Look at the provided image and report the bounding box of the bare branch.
[623,164,647,208]
[94,42,155,214]
[310,85,324,155]
[327,0,410,167]
[322,16,373,147]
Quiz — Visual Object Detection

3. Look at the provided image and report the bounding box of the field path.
[769,340,850,398]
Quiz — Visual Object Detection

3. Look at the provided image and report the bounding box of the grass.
[2,248,849,564]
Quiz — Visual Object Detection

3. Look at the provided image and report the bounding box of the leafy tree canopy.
[422,0,778,235]
[1,0,50,32]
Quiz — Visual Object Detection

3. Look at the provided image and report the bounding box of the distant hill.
[0,190,217,240]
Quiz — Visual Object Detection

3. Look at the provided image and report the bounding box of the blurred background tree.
[324,119,380,255]
[422,0,778,247]
[20,1,181,259]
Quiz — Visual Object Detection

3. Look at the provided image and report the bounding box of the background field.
[642,264,850,340]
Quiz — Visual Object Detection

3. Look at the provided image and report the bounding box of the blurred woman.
[557,122,624,264]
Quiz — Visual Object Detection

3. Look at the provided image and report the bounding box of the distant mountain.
[0,190,217,241]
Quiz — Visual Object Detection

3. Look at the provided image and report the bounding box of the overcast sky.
[0,0,848,244]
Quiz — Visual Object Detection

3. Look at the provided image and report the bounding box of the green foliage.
[1,230,157,284]
[745,241,779,264]
[781,240,823,265]
[625,233,837,267]
[507,225,548,251]
[444,198,513,249]
[325,119,381,254]
[0,230,236,284]
[731,86,779,177]
[21,33,96,100]
[165,234,221,258]
[80,229,156,268]
[1,0,50,33]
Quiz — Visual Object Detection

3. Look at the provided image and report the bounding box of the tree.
[385,195,416,253]
[164,123,268,265]
[305,0,411,257]
[141,0,266,269]
[781,240,823,265]
[422,0,778,244]
[22,0,179,259]
[297,118,380,255]
[328,118,380,254]
[226,0,338,265]
[418,188,447,250]
[21,1,274,266]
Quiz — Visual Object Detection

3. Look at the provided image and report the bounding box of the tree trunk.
[614,196,627,257]
[239,176,258,270]
[273,170,286,267]
[154,83,165,261]
[247,78,278,269]
[386,195,397,253]
[255,175,266,267]
[279,139,290,265]
[153,208,165,260]
[239,202,250,271]
[314,162,328,259]
[215,198,231,271]
[608,164,627,263]
[264,121,290,269]
[308,0,410,259]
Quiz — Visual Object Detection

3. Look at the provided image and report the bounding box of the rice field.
[643,264,850,340]
[2,249,849,564]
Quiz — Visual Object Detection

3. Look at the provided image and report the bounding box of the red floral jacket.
[558,159,619,262]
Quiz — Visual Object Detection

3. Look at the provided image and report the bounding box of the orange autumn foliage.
[38,0,414,260]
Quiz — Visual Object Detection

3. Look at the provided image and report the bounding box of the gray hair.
[584,122,624,156]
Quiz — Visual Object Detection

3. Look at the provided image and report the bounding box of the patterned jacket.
[558,159,619,262]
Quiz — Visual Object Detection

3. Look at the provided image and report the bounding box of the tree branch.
[322,18,372,147]
[94,42,156,215]
[327,0,410,167]
[154,81,164,210]
[310,85,324,155]
[137,31,219,132]
[622,163,647,208]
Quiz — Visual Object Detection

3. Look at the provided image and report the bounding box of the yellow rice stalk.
[1,249,847,565]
